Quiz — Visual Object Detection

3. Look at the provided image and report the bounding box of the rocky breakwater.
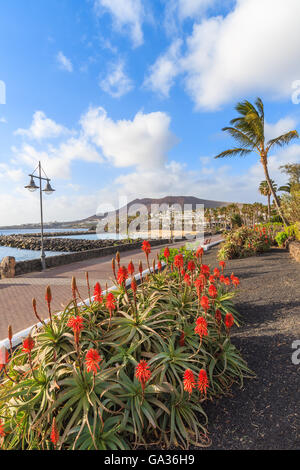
[0,235,142,253]
[21,230,96,238]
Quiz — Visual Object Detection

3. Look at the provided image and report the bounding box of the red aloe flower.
[183,369,195,395]
[45,285,52,310]
[135,360,151,391]
[213,267,220,278]
[200,295,210,312]
[197,369,209,396]
[201,264,210,276]
[194,276,204,297]
[67,316,84,345]
[93,282,103,303]
[195,316,208,339]
[157,260,162,271]
[85,348,102,374]
[67,316,84,333]
[71,276,77,300]
[187,260,196,272]
[139,260,143,278]
[117,266,128,286]
[224,277,231,286]
[131,277,137,294]
[174,254,184,269]
[215,309,222,324]
[50,417,59,447]
[208,284,217,299]
[142,241,151,256]
[22,336,35,355]
[219,260,226,273]
[0,347,9,370]
[106,292,116,319]
[184,273,191,286]
[195,246,204,260]
[128,260,135,276]
[220,274,225,283]
[232,276,240,288]
[164,246,170,261]
[0,419,6,437]
[225,313,234,330]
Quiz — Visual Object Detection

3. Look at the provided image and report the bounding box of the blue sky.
[0,0,300,225]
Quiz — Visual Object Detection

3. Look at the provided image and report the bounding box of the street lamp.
[25,161,55,270]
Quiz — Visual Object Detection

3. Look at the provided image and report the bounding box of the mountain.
[79,196,235,223]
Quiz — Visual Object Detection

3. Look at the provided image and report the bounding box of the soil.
[200,246,300,450]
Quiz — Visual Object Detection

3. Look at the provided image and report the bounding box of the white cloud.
[57,51,73,72]
[15,111,69,141]
[150,0,300,110]
[99,61,133,98]
[81,107,178,169]
[13,136,103,180]
[163,0,219,35]
[265,117,298,142]
[144,39,182,97]
[94,0,145,47]
[0,163,23,182]
[0,117,7,124]
[178,0,217,19]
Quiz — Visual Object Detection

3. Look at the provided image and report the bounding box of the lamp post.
[25,161,55,270]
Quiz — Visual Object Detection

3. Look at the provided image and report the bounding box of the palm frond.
[221,127,257,149]
[267,130,299,150]
[278,183,292,193]
[214,148,252,159]
[255,98,264,120]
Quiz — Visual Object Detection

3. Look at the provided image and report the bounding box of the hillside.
[81,196,234,222]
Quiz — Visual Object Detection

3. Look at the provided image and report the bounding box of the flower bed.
[218,226,274,260]
[0,243,253,450]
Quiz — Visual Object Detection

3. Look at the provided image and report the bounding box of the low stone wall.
[14,238,171,276]
[289,241,300,262]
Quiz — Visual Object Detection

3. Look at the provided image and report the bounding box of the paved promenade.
[0,236,221,340]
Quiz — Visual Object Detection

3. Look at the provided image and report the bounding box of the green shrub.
[275,224,296,247]
[0,246,253,450]
[275,231,288,247]
[218,226,273,260]
[294,222,300,241]
[159,245,194,264]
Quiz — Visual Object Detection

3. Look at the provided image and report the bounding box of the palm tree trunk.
[261,157,288,225]
[267,193,271,220]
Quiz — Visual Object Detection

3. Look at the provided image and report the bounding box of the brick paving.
[0,236,221,340]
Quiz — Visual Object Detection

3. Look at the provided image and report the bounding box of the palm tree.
[259,179,277,220]
[215,98,299,225]
[278,182,292,193]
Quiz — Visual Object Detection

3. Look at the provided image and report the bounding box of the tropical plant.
[218,226,273,260]
[215,98,299,225]
[0,243,253,450]
[259,180,277,220]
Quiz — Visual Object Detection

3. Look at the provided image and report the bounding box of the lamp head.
[25,176,39,192]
